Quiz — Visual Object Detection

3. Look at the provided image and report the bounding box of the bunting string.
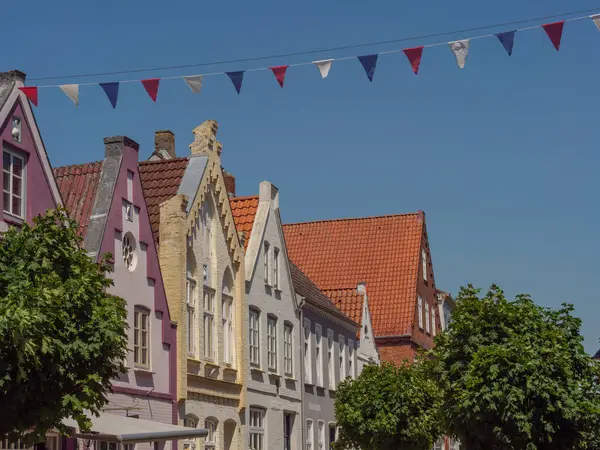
[16,12,600,107]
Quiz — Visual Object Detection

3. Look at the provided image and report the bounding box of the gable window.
[186,278,196,355]
[418,295,424,330]
[306,419,314,450]
[204,418,218,450]
[327,329,334,389]
[11,117,21,143]
[284,323,293,376]
[315,324,323,387]
[304,318,312,384]
[273,247,280,289]
[263,241,270,285]
[338,335,346,381]
[422,248,428,282]
[249,308,260,366]
[348,340,356,379]
[267,315,278,371]
[249,408,265,450]
[122,232,137,272]
[222,294,233,365]
[203,288,215,360]
[425,302,431,334]
[318,420,325,450]
[431,308,437,336]
[134,307,150,368]
[3,149,25,219]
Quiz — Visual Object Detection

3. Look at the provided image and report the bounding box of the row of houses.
[0,70,454,450]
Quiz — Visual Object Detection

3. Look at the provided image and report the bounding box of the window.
[284,323,293,376]
[328,424,337,450]
[327,329,334,389]
[249,408,265,450]
[348,340,356,379]
[284,413,293,450]
[318,421,325,450]
[222,295,233,365]
[267,315,278,371]
[338,335,345,381]
[315,324,323,386]
[203,288,215,360]
[273,247,280,289]
[134,307,150,368]
[422,248,428,282]
[304,318,312,384]
[204,418,217,450]
[187,279,196,355]
[306,419,314,450]
[11,117,21,143]
[425,302,431,334]
[122,232,137,271]
[263,241,270,285]
[418,295,424,330]
[3,150,24,219]
[97,442,117,450]
[434,439,443,450]
[431,308,437,336]
[249,308,260,366]
[183,415,198,428]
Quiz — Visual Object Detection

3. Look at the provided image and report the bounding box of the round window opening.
[122,232,137,271]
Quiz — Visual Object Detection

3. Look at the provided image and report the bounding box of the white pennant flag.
[59,84,79,107]
[591,14,600,31]
[313,59,333,78]
[184,75,203,94]
[449,39,470,69]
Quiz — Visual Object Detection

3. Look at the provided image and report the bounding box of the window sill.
[223,366,237,374]
[250,365,264,373]
[284,375,295,381]
[268,371,281,378]
[205,360,219,368]
[187,355,201,363]
[274,287,282,293]
[133,367,155,374]
[304,380,315,386]
[3,212,24,226]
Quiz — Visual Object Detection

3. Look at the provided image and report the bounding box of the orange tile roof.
[324,288,364,335]
[229,195,259,250]
[283,212,424,337]
[138,157,189,241]
[53,161,103,239]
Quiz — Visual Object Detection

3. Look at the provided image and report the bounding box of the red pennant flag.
[270,66,289,88]
[542,21,565,51]
[141,78,160,102]
[403,46,424,75]
[18,87,38,107]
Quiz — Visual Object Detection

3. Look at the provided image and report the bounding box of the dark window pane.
[12,157,22,177]
[12,196,21,217]
[3,153,10,170]
[12,177,21,197]
[3,174,9,192]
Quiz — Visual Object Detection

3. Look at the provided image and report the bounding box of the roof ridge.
[139,156,189,166]
[284,211,423,226]
[230,195,259,201]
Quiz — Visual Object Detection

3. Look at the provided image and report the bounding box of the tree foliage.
[431,284,600,450]
[335,362,443,450]
[0,208,128,441]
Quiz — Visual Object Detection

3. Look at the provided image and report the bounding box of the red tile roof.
[229,195,259,250]
[53,161,103,238]
[138,158,189,240]
[283,212,424,337]
[324,288,364,335]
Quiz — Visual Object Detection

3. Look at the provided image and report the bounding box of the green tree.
[334,362,443,450]
[431,284,600,450]
[0,208,128,441]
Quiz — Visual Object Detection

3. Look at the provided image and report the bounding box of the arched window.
[204,418,218,450]
[183,415,198,428]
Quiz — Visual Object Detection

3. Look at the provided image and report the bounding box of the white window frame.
[203,287,215,360]
[431,307,437,336]
[348,339,356,379]
[249,408,265,450]
[422,248,428,282]
[318,420,325,450]
[264,241,271,285]
[267,315,278,372]
[284,322,293,376]
[425,302,431,334]
[2,149,25,219]
[327,329,334,389]
[273,247,280,289]
[418,295,424,330]
[328,423,337,450]
[222,294,233,365]
[186,278,196,355]
[304,318,312,384]
[315,324,323,387]
[306,419,314,450]
[249,308,260,366]
[133,306,150,368]
[338,334,346,381]
[204,418,217,450]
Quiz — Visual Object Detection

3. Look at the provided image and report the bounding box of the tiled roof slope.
[53,161,103,238]
[289,261,358,328]
[594,348,600,360]
[138,157,189,240]
[324,288,364,331]
[283,212,424,337]
[229,195,259,250]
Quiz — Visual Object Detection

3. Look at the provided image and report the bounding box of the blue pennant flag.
[496,31,516,56]
[226,71,245,94]
[100,82,119,109]
[357,54,378,82]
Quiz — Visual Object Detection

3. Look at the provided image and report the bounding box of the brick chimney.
[223,170,236,197]
[154,130,176,160]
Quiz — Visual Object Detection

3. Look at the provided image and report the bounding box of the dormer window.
[3,149,25,219]
[11,117,21,143]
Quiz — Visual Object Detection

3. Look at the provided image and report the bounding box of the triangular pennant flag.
[357,54,378,82]
[59,84,79,107]
[449,40,470,69]
[270,65,289,88]
[141,78,160,102]
[592,15,600,32]
[542,21,565,51]
[496,31,516,56]
[99,82,119,109]
[18,87,38,107]
[403,46,424,75]
[226,71,244,94]
[313,59,333,78]
[184,75,203,94]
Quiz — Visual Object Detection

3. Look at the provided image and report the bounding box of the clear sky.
[6,0,600,352]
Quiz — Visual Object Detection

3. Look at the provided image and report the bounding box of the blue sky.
[6,0,600,352]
